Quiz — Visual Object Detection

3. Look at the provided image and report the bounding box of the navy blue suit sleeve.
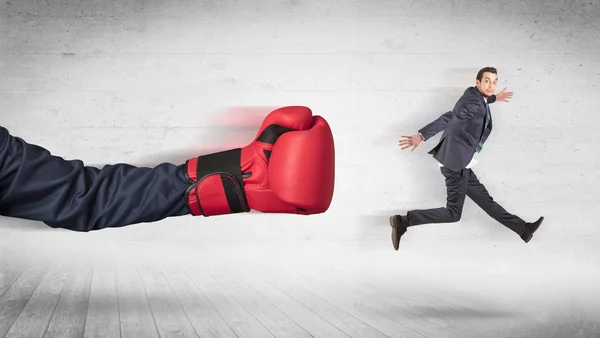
[418,96,480,141]
[0,126,191,232]
[418,110,454,141]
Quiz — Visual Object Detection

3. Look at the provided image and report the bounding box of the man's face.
[476,72,497,97]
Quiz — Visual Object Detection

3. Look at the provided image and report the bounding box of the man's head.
[475,67,498,97]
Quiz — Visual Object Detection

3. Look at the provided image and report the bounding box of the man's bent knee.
[448,209,462,222]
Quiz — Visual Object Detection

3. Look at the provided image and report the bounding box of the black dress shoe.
[389,215,408,251]
[521,216,544,243]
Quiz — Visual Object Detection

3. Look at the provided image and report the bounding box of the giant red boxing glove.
[182,106,335,216]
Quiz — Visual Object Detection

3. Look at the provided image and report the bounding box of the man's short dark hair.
[476,67,497,81]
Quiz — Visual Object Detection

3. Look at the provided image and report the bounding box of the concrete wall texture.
[1,0,599,250]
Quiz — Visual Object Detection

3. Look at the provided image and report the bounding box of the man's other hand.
[496,87,514,102]
[398,133,424,151]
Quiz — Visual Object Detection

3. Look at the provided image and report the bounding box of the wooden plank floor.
[1,244,598,338]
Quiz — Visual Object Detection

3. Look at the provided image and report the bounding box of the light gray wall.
[1,0,599,250]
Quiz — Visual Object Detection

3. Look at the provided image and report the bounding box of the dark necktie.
[476,105,491,153]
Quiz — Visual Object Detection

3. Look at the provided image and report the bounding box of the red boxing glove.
[183,106,335,216]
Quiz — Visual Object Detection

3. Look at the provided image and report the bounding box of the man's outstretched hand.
[496,87,514,102]
[398,133,424,151]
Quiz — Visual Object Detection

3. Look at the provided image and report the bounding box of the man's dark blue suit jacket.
[418,86,496,172]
